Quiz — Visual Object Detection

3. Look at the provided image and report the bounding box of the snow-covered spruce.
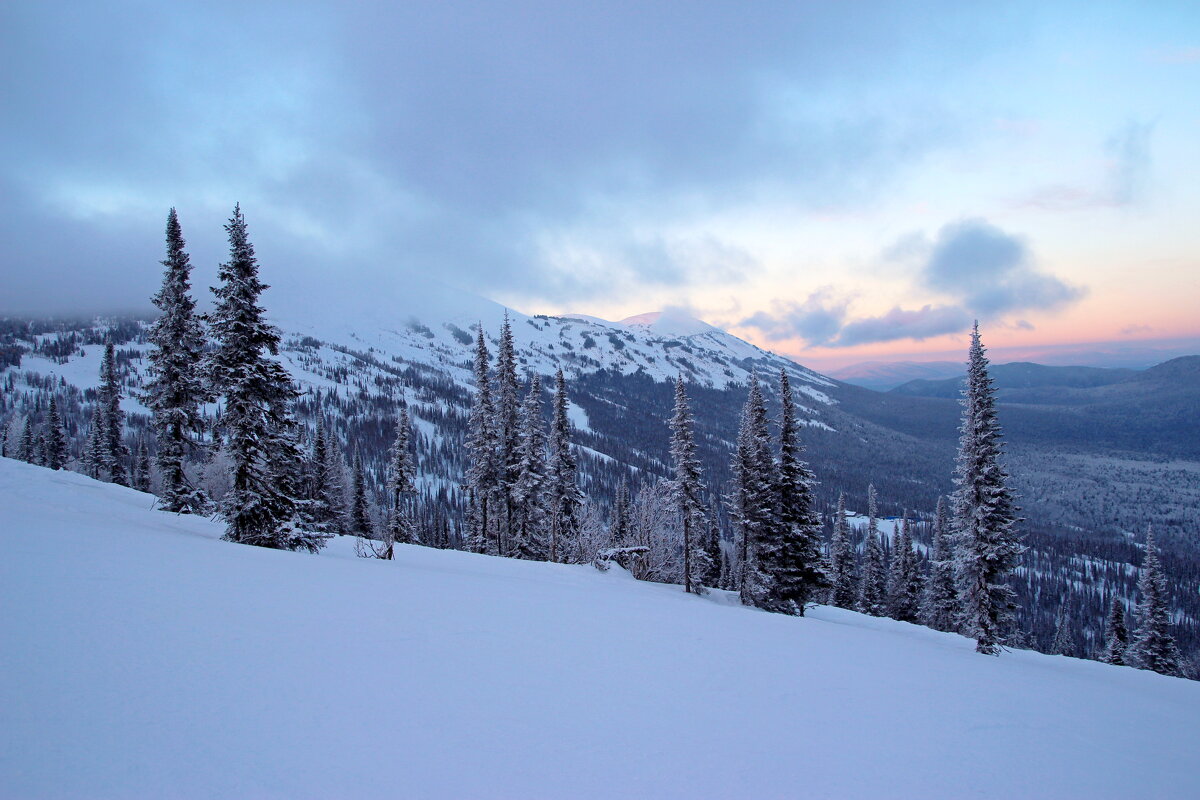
[668,375,710,594]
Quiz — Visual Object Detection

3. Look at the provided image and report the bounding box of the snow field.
[2,456,1198,799]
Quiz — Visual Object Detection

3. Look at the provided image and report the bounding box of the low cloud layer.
[740,218,1084,347]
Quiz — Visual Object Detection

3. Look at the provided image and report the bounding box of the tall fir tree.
[493,312,521,556]
[704,494,723,587]
[97,341,129,485]
[43,395,67,471]
[511,375,549,560]
[1050,593,1078,657]
[384,408,418,555]
[762,370,826,614]
[886,514,923,623]
[132,438,152,492]
[610,477,632,547]
[858,485,888,616]
[668,376,710,594]
[826,492,858,608]
[921,496,958,631]
[951,323,1023,655]
[82,409,105,479]
[145,207,210,513]
[1100,596,1129,666]
[728,373,774,607]
[307,417,347,535]
[465,326,499,554]
[207,205,324,552]
[348,450,374,542]
[1128,527,1183,676]
[17,418,35,464]
[546,368,583,562]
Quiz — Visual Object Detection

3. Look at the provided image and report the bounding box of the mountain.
[890,361,1141,399]
[4,455,1198,798]
[827,360,963,391]
[3,289,1200,664]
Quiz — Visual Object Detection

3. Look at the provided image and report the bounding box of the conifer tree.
[207,205,324,552]
[922,496,958,632]
[729,373,774,607]
[384,408,418,555]
[546,368,583,562]
[145,207,210,513]
[33,431,47,467]
[857,485,887,615]
[827,492,858,608]
[952,323,1023,655]
[82,409,105,479]
[511,376,549,560]
[348,451,374,542]
[494,312,521,555]
[762,370,826,614]
[133,438,152,492]
[1100,596,1128,666]
[465,326,499,554]
[97,341,129,485]
[610,477,632,547]
[16,418,35,463]
[669,376,710,594]
[1128,528,1183,676]
[307,418,347,535]
[1050,593,1077,657]
[43,395,67,471]
[704,495,722,587]
[887,514,923,622]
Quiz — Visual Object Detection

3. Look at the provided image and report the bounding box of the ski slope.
[2,456,1197,799]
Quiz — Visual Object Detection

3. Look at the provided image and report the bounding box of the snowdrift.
[1,456,1197,798]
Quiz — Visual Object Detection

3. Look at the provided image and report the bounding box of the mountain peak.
[619,309,717,338]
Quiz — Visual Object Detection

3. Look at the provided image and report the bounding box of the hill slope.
[2,456,1198,799]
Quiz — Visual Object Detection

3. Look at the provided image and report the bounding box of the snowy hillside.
[2,455,1198,799]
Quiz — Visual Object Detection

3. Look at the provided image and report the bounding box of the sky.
[2,1,1198,370]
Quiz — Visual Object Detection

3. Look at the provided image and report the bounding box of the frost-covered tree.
[887,515,923,623]
[494,312,521,555]
[465,326,499,554]
[132,438,152,492]
[1128,528,1183,676]
[546,368,583,563]
[610,477,632,547]
[628,479,683,584]
[81,409,105,478]
[511,375,548,560]
[348,450,374,542]
[207,205,325,552]
[952,323,1023,655]
[1050,593,1078,657]
[729,373,774,607]
[759,371,826,614]
[669,376,710,594]
[43,395,67,471]
[704,495,722,587]
[827,492,858,608]
[145,207,210,513]
[382,408,418,555]
[307,418,347,536]
[921,496,958,632]
[97,341,129,485]
[16,418,35,464]
[857,485,887,616]
[1100,596,1128,666]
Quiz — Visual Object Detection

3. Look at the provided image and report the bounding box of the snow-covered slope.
[3,456,1197,799]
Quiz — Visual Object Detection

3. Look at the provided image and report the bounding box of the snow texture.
[2,455,1198,798]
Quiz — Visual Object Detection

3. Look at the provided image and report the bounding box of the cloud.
[739,218,1083,348]
[835,304,972,347]
[919,218,1084,315]
[1121,323,1153,335]
[0,2,998,313]
[738,288,849,345]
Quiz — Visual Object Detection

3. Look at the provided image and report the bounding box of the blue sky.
[2,1,1197,367]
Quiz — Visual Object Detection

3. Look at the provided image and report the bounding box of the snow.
[4,455,1198,799]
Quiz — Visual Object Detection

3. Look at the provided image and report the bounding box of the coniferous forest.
[1,207,1196,679]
